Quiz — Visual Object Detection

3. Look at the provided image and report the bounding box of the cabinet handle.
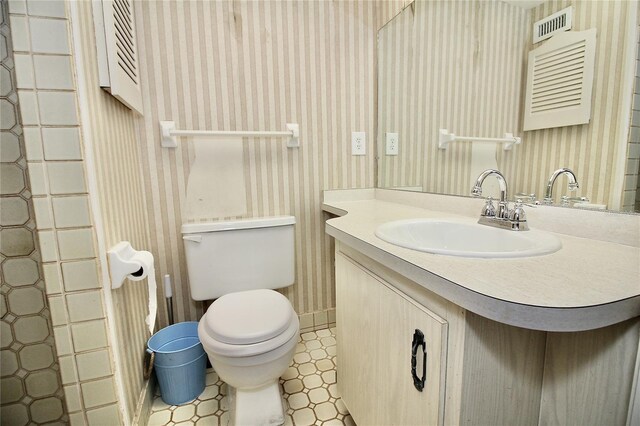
[411,329,427,392]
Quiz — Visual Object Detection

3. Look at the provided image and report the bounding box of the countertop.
[323,189,640,331]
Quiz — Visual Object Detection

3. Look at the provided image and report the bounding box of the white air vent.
[93,0,143,114]
[523,29,596,131]
[533,7,572,44]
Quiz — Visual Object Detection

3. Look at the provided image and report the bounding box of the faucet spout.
[471,169,509,219]
[472,169,509,203]
[544,168,579,205]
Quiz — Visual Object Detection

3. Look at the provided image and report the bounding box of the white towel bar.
[438,128,521,151]
[160,121,300,148]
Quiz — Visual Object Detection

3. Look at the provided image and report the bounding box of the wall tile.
[68,412,87,426]
[61,260,100,292]
[53,325,72,355]
[48,295,68,326]
[71,320,108,352]
[86,404,121,426]
[22,127,43,161]
[32,196,53,229]
[37,229,57,262]
[57,228,95,260]
[13,53,33,88]
[41,127,82,160]
[26,161,47,195]
[7,0,27,14]
[18,343,53,370]
[58,355,78,385]
[37,91,78,125]
[66,291,104,322]
[0,132,20,163]
[80,377,117,408]
[8,16,29,51]
[33,55,74,89]
[13,315,49,343]
[26,0,66,18]
[47,161,86,194]
[2,257,38,286]
[41,262,62,295]
[63,384,82,412]
[52,195,91,228]
[17,90,38,124]
[29,17,69,54]
[76,349,112,380]
[0,163,24,195]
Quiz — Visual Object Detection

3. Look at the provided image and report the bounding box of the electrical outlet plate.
[386,132,399,155]
[352,132,366,156]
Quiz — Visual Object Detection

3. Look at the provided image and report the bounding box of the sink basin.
[375,218,562,258]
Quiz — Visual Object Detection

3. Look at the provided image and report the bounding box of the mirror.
[377,0,639,213]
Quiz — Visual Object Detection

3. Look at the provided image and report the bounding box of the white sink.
[375,218,562,258]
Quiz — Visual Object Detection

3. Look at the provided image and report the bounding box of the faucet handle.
[561,195,589,207]
[481,197,496,217]
[515,197,537,208]
[509,199,527,222]
[515,192,536,204]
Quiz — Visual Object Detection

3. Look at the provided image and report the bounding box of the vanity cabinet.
[334,242,640,426]
[336,252,448,426]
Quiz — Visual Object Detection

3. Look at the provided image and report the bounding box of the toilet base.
[231,381,285,426]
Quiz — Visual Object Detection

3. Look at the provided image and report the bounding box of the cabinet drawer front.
[336,253,448,426]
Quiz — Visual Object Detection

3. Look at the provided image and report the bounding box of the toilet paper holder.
[108,241,149,289]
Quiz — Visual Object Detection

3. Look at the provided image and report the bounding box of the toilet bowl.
[198,289,300,425]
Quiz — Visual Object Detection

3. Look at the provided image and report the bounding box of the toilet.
[182,216,299,425]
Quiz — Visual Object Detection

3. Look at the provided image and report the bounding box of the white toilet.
[182,216,299,426]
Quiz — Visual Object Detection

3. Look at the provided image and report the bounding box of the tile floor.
[147,327,355,426]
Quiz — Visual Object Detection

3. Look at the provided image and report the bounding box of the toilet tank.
[182,216,295,301]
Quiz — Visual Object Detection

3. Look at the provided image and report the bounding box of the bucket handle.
[143,348,155,380]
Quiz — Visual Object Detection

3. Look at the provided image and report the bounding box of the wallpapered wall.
[377,0,530,195]
[133,0,383,324]
[74,1,152,422]
[514,0,636,209]
[377,0,637,209]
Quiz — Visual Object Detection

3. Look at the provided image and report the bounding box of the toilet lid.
[203,289,294,345]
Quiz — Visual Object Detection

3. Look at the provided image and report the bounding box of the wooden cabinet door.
[336,252,448,426]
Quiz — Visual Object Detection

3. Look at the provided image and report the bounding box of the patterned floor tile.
[148,327,354,425]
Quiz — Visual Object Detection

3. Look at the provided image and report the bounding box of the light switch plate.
[386,132,399,155]
[352,132,366,156]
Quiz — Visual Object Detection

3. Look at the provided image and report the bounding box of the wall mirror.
[376,0,639,213]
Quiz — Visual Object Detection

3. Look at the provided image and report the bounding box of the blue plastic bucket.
[147,322,207,405]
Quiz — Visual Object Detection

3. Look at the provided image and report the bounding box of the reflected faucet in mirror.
[472,169,529,231]
[543,168,580,205]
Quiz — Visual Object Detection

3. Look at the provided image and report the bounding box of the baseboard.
[298,308,336,334]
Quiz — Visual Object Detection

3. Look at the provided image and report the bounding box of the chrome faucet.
[472,169,509,218]
[543,168,580,205]
[471,169,529,231]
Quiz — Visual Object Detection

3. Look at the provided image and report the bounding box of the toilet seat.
[199,289,299,358]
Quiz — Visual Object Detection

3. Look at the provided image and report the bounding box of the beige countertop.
[323,189,640,331]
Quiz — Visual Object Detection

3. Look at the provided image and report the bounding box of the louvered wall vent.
[93,0,143,114]
[523,29,596,132]
[533,7,572,44]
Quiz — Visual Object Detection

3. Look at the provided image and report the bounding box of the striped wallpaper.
[133,0,381,324]
[378,0,638,210]
[75,1,152,422]
[377,0,530,197]
[514,0,637,209]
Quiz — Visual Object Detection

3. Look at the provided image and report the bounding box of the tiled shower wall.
[6,0,123,424]
[622,23,640,212]
[0,1,66,424]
